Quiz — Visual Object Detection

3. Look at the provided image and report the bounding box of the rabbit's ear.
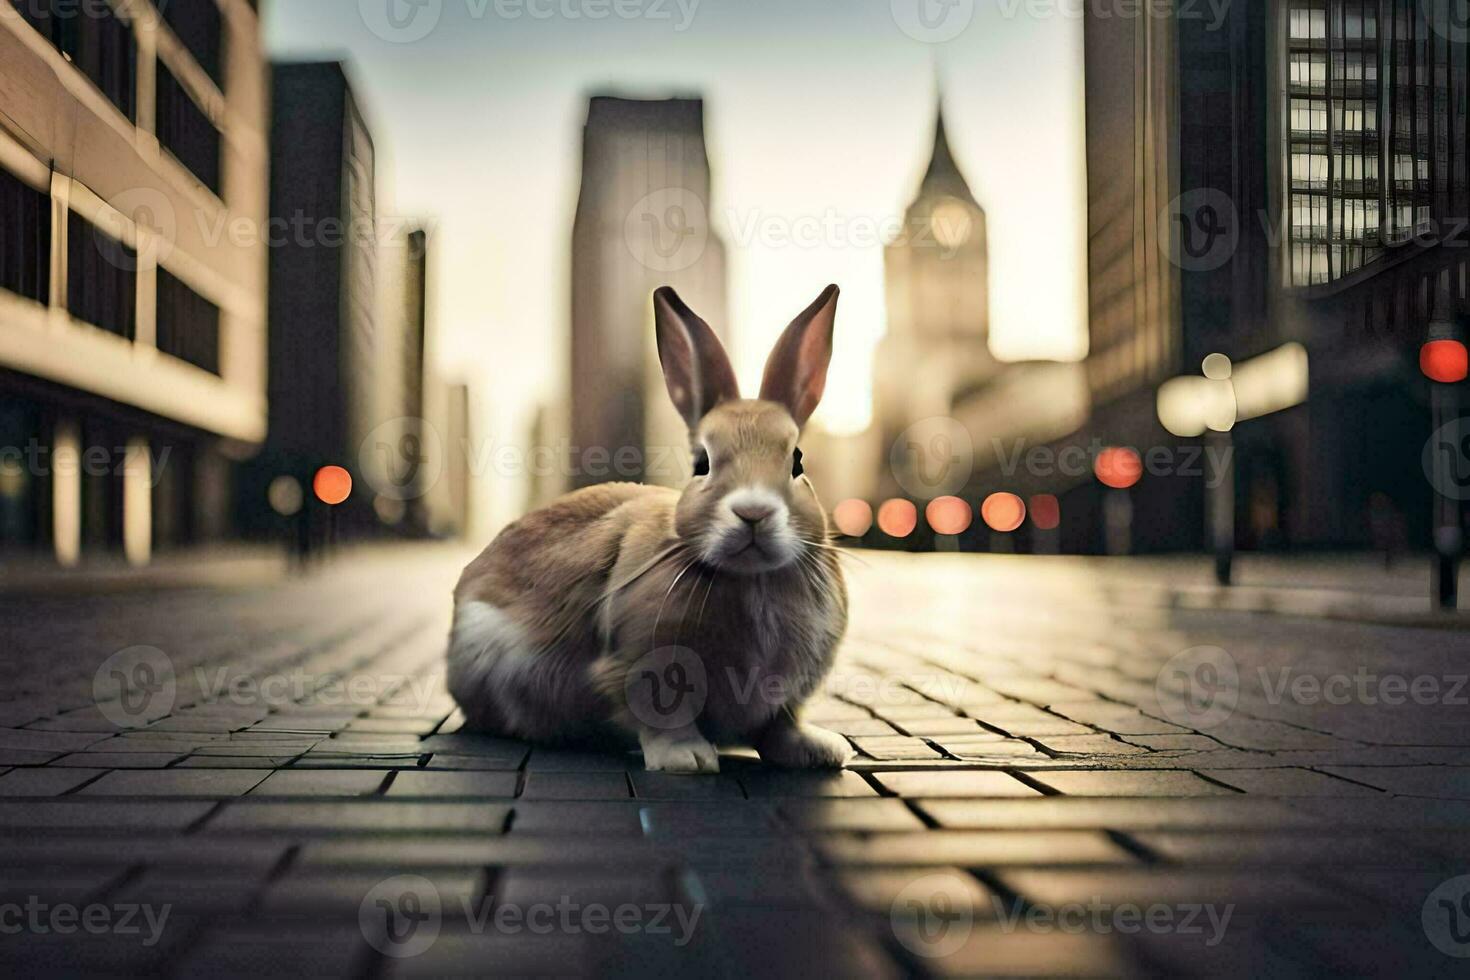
[654,287,740,429]
[759,284,839,428]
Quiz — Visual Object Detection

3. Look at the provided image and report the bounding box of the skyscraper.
[0,0,269,565]
[569,96,728,490]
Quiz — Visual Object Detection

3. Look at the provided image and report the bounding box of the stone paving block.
[509,801,645,835]
[1120,734,1222,751]
[985,679,1100,704]
[1048,701,1191,735]
[850,736,946,760]
[51,751,187,768]
[0,800,214,830]
[638,801,781,837]
[173,920,372,978]
[496,867,673,909]
[815,830,1136,867]
[111,869,269,916]
[1034,734,1152,757]
[297,836,663,869]
[1282,795,1470,829]
[917,797,1316,832]
[737,770,878,798]
[779,798,927,832]
[178,754,305,768]
[342,717,442,735]
[386,770,519,798]
[1026,770,1238,797]
[823,718,902,737]
[0,748,65,765]
[1318,764,1470,799]
[702,909,901,980]
[259,868,484,915]
[629,771,744,800]
[205,801,512,834]
[997,868,1351,918]
[0,728,109,752]
[291,754,426,769]
[1199,767,1384,797]
[1134,831,1449,868]
[79,768,272,797]
[521,771,632,800]
[832,865,993,916]
[869,770,1043,798]
[0,766,107,796]
[892,716,989,736]
[964,703,1095,736]
[908,924,1142,978]
[249,770,392,797]
[523,748,639,772]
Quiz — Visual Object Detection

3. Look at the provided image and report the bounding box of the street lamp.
[1422,313,1466,611]
[1094,447,1142,556]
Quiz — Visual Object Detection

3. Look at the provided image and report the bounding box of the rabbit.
[447,285,852,773]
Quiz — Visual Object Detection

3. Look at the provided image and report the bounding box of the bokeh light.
[1421,340,1469,383]
[980,492,1026,533]
[926,496,972,535]
[313,466,353,506]
[267,475,304,516]
[1202,353,1233,380]
[832,499,874,537]
[1029,493,1060,531]
[1094,447,1143,489]
[876,499,918,538]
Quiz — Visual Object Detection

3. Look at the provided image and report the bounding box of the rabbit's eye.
[791,447,804,479]
[693,450,710,477]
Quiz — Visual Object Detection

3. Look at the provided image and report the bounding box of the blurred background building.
[565,95,728,496]
[0,0,268,567]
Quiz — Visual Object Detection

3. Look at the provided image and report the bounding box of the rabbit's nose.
[732,502,775,525]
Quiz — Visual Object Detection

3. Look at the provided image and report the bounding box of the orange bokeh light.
[1029,493,1061,531]
[876,499,918,538]
[980,492,1026,533]
[1421,340,1469,383]
[926,496,973,536]
[832,499,874,537]
[1094,447,1143,489]
[313,465,353,506]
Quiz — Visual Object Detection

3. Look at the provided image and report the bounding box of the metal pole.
[1432,381,1461,610]
[1208,430,1234,586]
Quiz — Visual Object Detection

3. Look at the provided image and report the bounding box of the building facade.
[1081,0,1469,553]
[568,95,728,490]
[0,0,269,565]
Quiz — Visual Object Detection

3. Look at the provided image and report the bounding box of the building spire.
[920,86,978,206]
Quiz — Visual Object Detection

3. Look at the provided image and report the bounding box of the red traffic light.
[1094,447,1143,489]
[313,466,352,506]
[1421,339,1468,383]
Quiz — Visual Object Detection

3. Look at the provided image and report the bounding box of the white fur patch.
[447,600,537,729]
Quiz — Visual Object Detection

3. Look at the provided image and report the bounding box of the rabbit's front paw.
[640,732,721,773]
[758,723,853,769]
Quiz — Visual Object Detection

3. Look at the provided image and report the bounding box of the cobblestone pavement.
[1,547,1468,977]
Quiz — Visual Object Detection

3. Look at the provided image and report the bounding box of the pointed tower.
[873,98,994,500]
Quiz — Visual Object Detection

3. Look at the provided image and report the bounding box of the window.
[66,211,135,339]
[160,0,224,89]
[1285,0,1441,285]
[11,0,137,121]
[156,63,221,194]
[156,267,221,375]
[0,165,51,304]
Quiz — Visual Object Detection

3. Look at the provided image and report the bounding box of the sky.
[264,0,1088,526]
